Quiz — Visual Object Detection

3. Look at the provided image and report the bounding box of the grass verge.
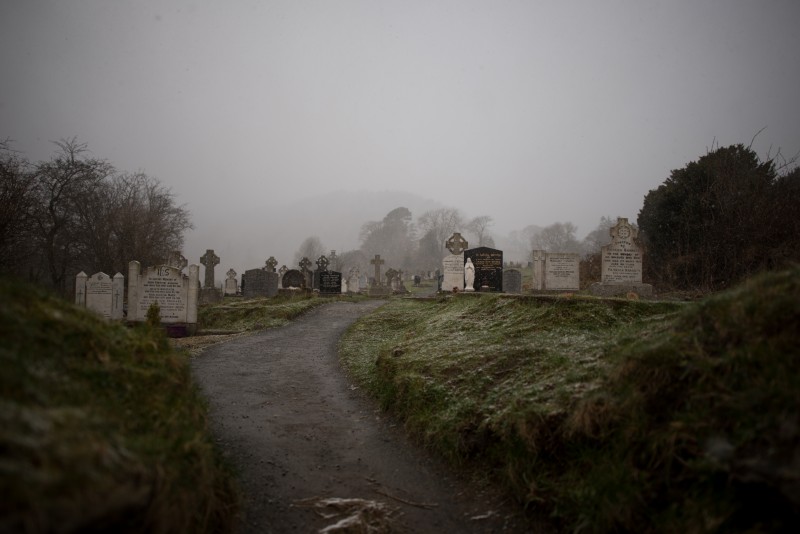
[339,268,800,532]
[0,277,238,532]
[197,293,348,332]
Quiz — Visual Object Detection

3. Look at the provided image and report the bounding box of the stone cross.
[200,249,220,288]
[445,232,469,255]
[226,268,237,280]
[265,256,278,272]
[370,254,385,286]
[299,257,312,272]
[167,250,188,270]
[316,255,329,271]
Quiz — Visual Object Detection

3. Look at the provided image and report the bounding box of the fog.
[2,1,799,277]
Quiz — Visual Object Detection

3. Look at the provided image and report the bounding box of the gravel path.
[191,300,533,533]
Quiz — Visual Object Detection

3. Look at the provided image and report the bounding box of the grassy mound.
[198,294,346,332]
[0,278,238,532]
[339,268,800,532]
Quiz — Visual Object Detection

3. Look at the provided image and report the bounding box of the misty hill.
[183,189,445,276]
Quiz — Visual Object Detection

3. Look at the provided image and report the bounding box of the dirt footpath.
[191,300,535,533]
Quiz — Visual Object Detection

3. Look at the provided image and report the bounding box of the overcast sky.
[2,1,799,271]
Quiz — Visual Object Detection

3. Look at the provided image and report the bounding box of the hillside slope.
[0,278,238,533]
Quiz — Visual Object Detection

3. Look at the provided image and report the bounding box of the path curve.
[191,300,531,533]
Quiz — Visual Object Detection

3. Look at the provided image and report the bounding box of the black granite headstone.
[464,247,504,292]
[319,271,342,295]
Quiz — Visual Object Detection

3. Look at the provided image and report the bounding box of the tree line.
[638,143,799,290]
[296,142,798,292]
[295,206,621,280]
[0,138,192,295]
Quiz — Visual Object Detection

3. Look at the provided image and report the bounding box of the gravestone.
[242,269,265,298]
[348,267,361,293]
[319,271,342,295]
[370,255,385,286]
[442,232,468,292]
[589,217,653,297]
[385,268,398,290]
[75,271,124,320]
[127,261,198,332]
[442,255,464,291]
[299,257,313,288]
[464,246,503,292]
[445,232,468,255]
[242,268,278,298]
[532,251,580,291]
[502,269,522,294]
[531,250,545,290]
[282,269,305,289]
[224,269,238,295]
[546,253,580,290]
[314,256,329,290]
[265,256,278,272]
[200,249,220,288]
[200,249,222,304]
[369,255,391,296]
[278,265,288,288]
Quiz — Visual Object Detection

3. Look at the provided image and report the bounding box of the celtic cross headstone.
[200,249,220,288]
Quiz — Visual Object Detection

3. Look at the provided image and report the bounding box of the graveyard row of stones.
[439,218,652,296]
[74,218,651,333]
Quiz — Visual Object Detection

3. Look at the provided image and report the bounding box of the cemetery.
[5,140,799,532]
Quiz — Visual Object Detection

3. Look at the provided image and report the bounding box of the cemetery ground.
[339,268,800,532]
[2,268,798,532]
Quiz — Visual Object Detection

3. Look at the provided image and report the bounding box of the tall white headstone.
[589,217,653,297]
[442,254,465,292]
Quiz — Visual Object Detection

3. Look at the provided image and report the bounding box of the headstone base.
[200,287,222,305]
[588,282,654,298]
[278,287,310,297]
[369,286,392,297]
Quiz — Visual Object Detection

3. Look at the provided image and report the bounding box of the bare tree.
[580,216,622,256]
[417,208,463,253]
[80,172,193,275]
[295,236,326,266]
[0,140,37,275]
[31,138,113,293]
[530,222,581,253]
[465,215,494,247]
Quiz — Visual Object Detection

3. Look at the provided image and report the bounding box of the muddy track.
[191,300,536,533]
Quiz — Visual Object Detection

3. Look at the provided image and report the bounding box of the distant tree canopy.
[359,207,415,270]
[0,138,192,295]
[530,221,581,254]
[638,143,799,290]
[294,236,327,266]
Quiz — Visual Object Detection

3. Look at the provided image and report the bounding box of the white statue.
[464,258,475,291]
